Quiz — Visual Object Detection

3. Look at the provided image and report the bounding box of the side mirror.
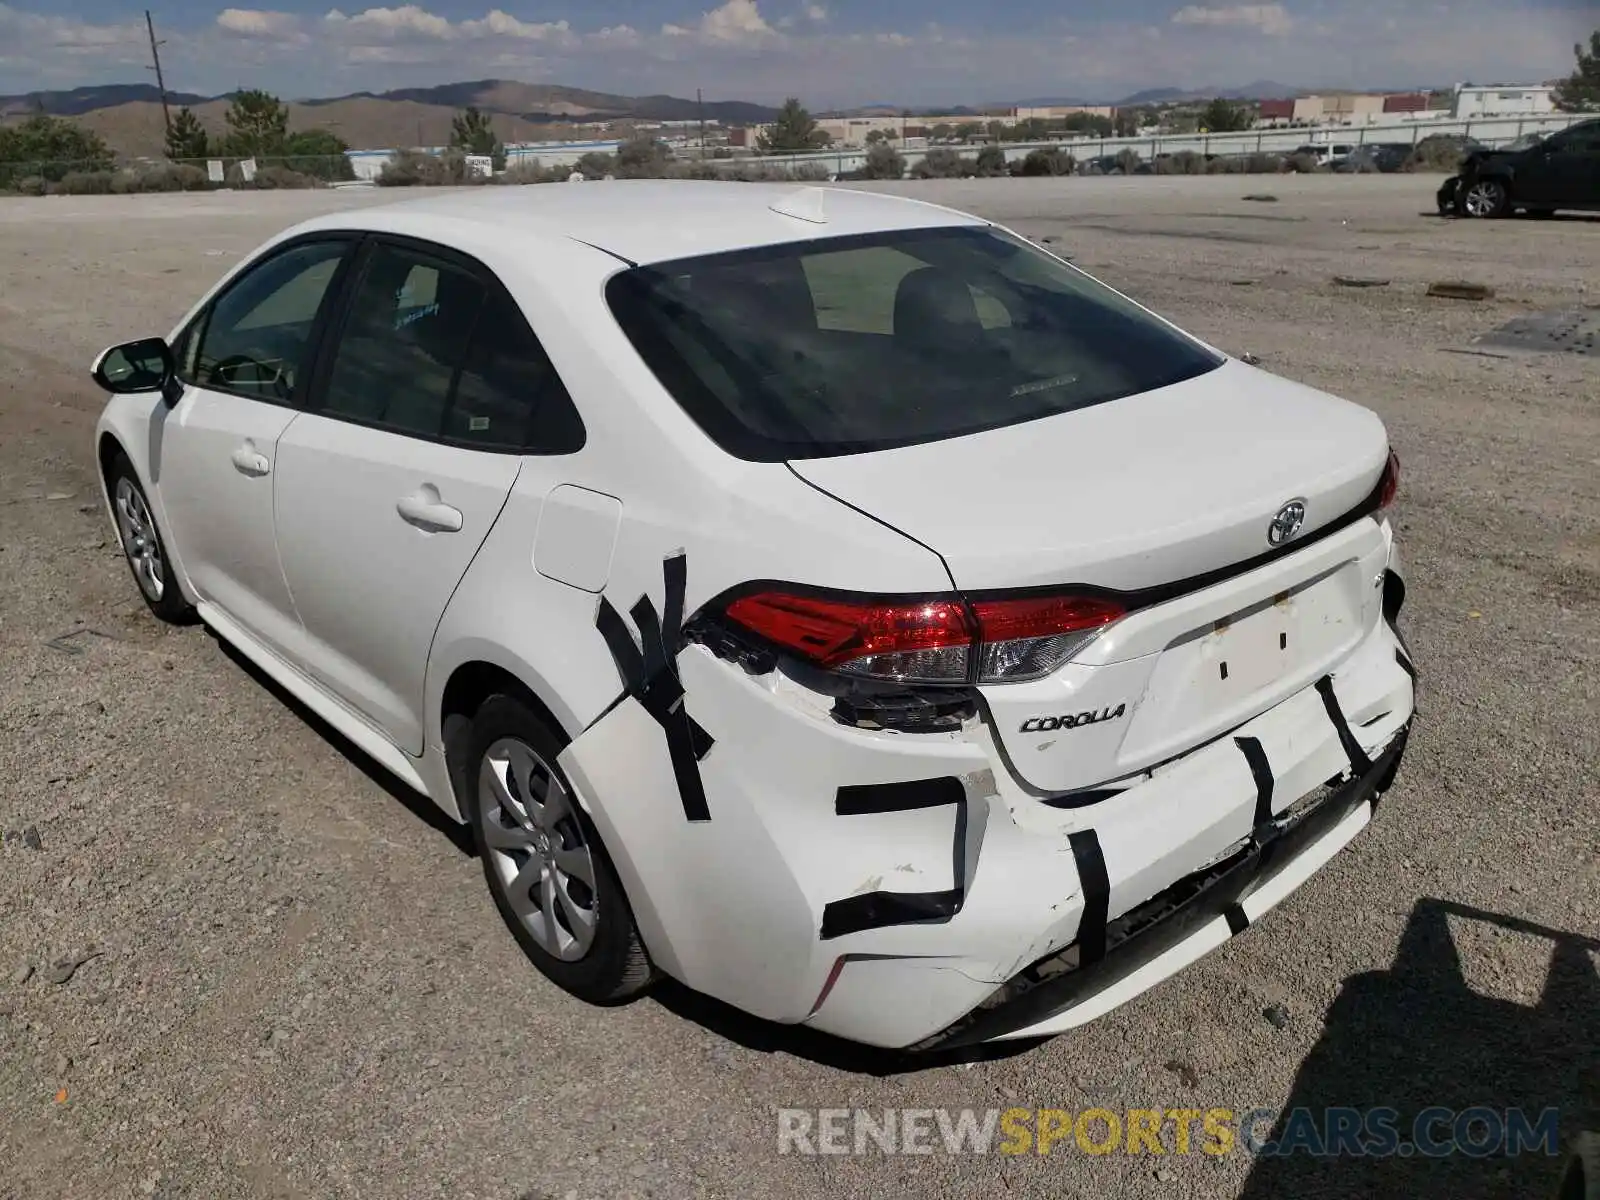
[91,337,179,403]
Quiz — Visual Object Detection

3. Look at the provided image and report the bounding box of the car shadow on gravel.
[650,978,1049,1075]
[209,631,475,858]
[1239,898,1599,1200]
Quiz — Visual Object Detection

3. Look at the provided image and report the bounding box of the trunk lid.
[789,358,1394,793]
[788,359,1388,594]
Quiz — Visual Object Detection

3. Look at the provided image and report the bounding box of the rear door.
[158,236,355,654]
[270,235,572,753]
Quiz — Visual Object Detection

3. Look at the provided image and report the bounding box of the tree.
[912,147,970,178]
[1553,29,1600,112]
[223,89,289,158]
[165,107,209,160]
[285,128,354,180]
[861,142,904,179]
[757,98,828,153]
[1020,147,1075,176]
[449,106,505,167]
[0,113,113,182]
[1199,98,1253,133]
[865,129,886,146]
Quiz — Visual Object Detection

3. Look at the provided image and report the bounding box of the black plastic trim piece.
[1235,736,1276,828]
[1224,905,1250,935]
[820,889,964,941]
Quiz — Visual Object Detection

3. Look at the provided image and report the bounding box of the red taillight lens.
[722,590,1123,685]
[1378,450,1400,509]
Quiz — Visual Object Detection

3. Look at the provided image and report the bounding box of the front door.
[270,237,535,753]
[156,236,354,653]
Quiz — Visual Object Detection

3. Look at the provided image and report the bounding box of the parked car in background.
[1332,143,1412,174]
[89,182,1414,1051]
[1440,118,1600,217]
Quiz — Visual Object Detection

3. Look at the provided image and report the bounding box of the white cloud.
[216,8,303,39]
[0,3,137,53]
[325,5,453,39]
[458,11,571,40]
[805,4,828,20]
[665,0,777,45]
[1170,4,1293,35]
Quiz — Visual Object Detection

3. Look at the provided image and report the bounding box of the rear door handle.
[230,445,270,477]
[396,489,463,534]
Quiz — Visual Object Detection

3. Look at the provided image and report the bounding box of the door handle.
[230,445,270,477]
[396,489,463,534]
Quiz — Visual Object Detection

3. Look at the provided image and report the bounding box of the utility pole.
[697,87,706,159]
[144,10,172,138]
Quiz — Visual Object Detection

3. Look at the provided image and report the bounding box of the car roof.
[304,180,988,267]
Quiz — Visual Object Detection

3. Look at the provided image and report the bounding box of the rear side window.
[317,240,585,452]
[606,225,1223,461]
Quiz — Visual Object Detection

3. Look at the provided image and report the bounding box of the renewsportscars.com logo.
[776,1106,1564,1158]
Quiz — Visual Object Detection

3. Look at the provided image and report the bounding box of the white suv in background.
[91,182,1415,1050]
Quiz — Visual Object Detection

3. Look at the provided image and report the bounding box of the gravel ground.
[0,176,1596,1200]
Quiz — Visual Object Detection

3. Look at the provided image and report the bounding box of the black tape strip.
[836,776,965,816]
[821,889,964,941]
[819,778,970,941]
[1395,649,1417,683]
[595,558,714,823]
[595,598,646,691]
[1235,736,1276,828]
[1315,675,1373,776]
[1068,830,1110,967]
[1224,904,1250,935]
[630,597,668,683]
[688,717,714,761]
[661,553,687,659]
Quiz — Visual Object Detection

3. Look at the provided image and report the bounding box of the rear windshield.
[605,225,1224,461]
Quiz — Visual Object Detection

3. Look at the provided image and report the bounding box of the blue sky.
[0,0,1591,105]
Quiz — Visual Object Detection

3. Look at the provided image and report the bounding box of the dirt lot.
[1,175,1596,1200]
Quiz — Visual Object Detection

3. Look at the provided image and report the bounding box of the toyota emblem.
[1267,500,1307,547]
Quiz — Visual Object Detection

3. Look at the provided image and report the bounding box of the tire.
[1460,177,1510,219]
[463,693,653,1005]
[1436,177,1459,216]
[106,452,195,624]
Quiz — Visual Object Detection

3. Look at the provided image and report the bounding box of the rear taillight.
[1378,450,1400,509]
[722,590,1123,685]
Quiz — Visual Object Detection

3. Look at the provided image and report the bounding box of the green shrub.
[498,161,562,185]
[251,165,318,189]
[50,170,116,195]
[1286,152,1325,174]
[1155,150,1206,175]
[14,175,46,196]
[1019,147,1075,176]
[974,144,1008,177]
[913,147,970,178]
[1406,137,1470,173]
[862,143,905,180]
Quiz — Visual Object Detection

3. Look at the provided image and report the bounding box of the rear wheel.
[107,453,194,624]
[464,694,653,1004]
[1460,178,1509,218]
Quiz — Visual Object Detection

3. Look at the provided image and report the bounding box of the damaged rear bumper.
[923,723,1410,1049]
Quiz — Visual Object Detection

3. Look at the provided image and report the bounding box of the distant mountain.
[297,80,779,124]
[1115,81,1304,105]
[0,84,209,118]
[1009,96,1097,107]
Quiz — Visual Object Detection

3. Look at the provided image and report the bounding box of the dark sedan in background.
[1440,119,1600,218]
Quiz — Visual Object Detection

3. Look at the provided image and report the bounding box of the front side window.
[607,225,1224,461]
[182,239,350,402]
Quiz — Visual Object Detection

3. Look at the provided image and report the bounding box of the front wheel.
[1460,177,1509,218]
[465,694,654,1005]
[107,453,195,624]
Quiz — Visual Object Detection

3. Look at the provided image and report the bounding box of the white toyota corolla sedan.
[91,181,1415,1050]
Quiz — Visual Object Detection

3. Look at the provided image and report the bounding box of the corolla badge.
[1267,500,1307,547]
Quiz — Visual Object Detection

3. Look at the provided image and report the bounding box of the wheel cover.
[114,477,164,601]
[478,737,599,962]
[1464,181,1501,217]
